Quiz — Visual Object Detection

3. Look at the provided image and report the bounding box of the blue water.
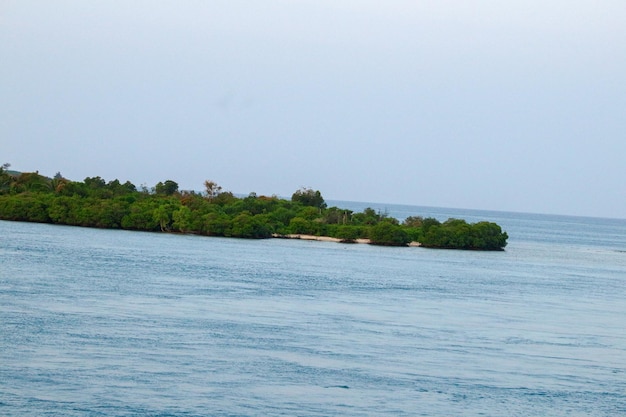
[1,205,626,416]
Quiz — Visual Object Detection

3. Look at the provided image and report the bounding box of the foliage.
[227,212,272,238]
[0,168,508,250]
[0,163,12,193]
[172,206,193,233]
[291,187,327,209]
[420,218,508,250]
[323,207,352,225]
[403,215,423,227]
[204,180,222,201]
[202,212,230,236]
[335,225,359,243]
[155,180,179,196]
[121,199,160,231]
[0,193,51,222]
[12,172,51,193]
[351,207,396,226]
[369,221,411,246]
[421,217,441,234]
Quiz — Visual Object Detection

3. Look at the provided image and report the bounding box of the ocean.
[1,203,625,416]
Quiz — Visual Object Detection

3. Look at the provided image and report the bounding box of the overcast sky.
[2,1,625,218]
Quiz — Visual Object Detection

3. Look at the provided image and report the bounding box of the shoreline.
[272,233,421,247]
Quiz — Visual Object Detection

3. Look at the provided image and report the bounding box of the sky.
[1,1,625,218]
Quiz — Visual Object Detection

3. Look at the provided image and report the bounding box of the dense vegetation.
[0,164,508,250]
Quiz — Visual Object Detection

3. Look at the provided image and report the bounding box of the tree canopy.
[291,187,327,209]
[0,168,508,250]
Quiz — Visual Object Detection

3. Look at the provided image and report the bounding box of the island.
[0,165,508,250]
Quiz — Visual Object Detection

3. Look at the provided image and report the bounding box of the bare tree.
[204,180,222,201]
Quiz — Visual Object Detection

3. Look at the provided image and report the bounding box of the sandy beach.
[273,234,421,246]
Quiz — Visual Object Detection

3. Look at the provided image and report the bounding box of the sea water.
[1,204,626,416]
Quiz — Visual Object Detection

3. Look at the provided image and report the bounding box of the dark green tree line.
[0,168,508,250]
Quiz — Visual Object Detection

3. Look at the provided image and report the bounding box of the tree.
[352,207,385,225]
[13,172,51,193]
[267,206,297,232]
[48,196,80,224]
[0,195,36,221]
[106,179,137,196]
[0,165,509,250]
[212,190,236,205]
[227,212,272,238]
[420,217,441,234]
[84,176,106,189]
[297,206,321,221]
[419,219,508,250]
[0,163,13,194]
[121,200,160,231]
[89,198,130,228]
[403,215,424,227]
[291,188,327,209]
[336,225,359,243]
[369,221,411,246]
[155,180,179,196]
[153,206,170,231]
[51,176,70,194]
[470,222,508,250]
[204,180,222,201]
[288,217,316,235]
[323,207,352,225]
[202,212,230,236]
[56,181,88,197]
[172,206,194,232]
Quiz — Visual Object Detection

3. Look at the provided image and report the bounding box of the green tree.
[106,179,137,196]
[421,217,441,234]
[84,176,106,189]
[51,175,70,194]
[470,222,508,250]
[297,206,321,221]
[0,166,509,250]
[100,198,131,228]
[0,194,50,222]
[202,212,231,236]
[0,163,13,194]
[335,225,359,243]
[121,200,160,231]
[420,219,508,250]
[155,180,179,196]
[266,206,296,233]
[48,196,80,224]
[403,215,424,227]
[369,221,410,246]
[227,212,272,238]
[323,207,352,225]
[351,208,369,225]
[291,188,327,209]
[12,172,51,193]
[288,217,316,235]
[212,191,236,205]
[172,206,193,232]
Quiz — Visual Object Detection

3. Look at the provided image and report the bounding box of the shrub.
[369,222,411,246]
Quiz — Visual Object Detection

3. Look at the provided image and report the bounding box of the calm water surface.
[1,205,626,416]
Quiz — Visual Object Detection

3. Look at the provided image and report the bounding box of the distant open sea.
[2,202,626,416]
